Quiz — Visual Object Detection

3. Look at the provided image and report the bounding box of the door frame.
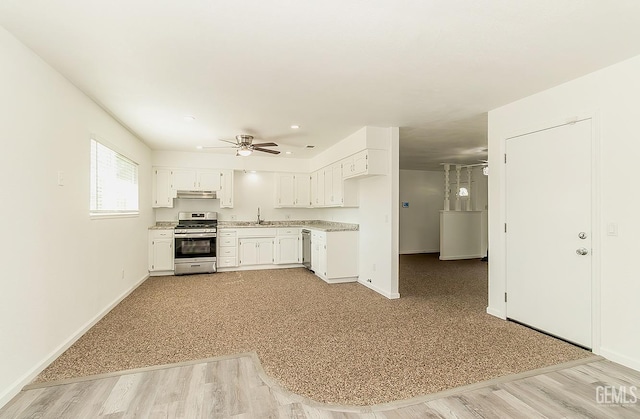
[501,112,601,354]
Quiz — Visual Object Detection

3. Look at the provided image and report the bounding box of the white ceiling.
[2,1,640,170]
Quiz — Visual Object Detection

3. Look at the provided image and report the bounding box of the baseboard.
[439,254,483,260]
[0,273,149,410]
[599,347,640,372]
[358,279,400,299]
[399,249,439,255]
[486,306,506,319]
[217,264,304,272]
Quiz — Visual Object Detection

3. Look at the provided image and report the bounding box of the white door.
[506,119,592,348]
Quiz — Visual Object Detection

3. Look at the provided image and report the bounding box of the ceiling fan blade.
[251,142,278,147]
[218,139,238,145]
[201,145,237,149]
[253,147,281,155]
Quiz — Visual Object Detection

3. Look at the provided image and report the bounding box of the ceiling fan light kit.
[202,134,280,156]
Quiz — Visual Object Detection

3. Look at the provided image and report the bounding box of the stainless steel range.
[174,212,217,275]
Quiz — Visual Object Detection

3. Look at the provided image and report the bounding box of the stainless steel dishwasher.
[301,229,312,270]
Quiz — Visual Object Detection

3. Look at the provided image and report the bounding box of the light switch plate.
[57,171,65,186]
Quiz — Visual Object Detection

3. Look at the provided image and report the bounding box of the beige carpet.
[34,254,590,405]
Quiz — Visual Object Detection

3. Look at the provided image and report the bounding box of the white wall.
[488,54,640,371]
[0,27,153,408]
[311,127,400,299]
[399,170,444,253]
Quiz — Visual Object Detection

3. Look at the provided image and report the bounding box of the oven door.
[174,234,216,260]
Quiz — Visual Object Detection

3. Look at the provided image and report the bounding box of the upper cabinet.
[275,173,311,208]
[151,167,232,208]
[172,168,221,191]
[310,170,325,207]
[152,168,173,208]
[219,169,234,208]
[341,149,387,179]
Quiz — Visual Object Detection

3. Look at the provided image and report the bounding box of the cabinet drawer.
[219,237,237,247]
[218,247,237,257]
[150,229,174,238]
[277,228,300,236]
[218,230,237,238]
[218,257,237,267]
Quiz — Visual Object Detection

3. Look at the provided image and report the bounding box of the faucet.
[257,207,262,225]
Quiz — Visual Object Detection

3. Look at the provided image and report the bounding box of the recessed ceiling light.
[196,145,203,150]
[183,115,196,121]
[285,151,292,155]
[290,125,300,129]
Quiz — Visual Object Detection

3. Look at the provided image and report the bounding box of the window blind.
[90,138,139,216]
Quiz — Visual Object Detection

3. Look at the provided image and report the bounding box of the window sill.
[90,212,139,220]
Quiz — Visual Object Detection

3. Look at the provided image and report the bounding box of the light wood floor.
[1,353,639,418]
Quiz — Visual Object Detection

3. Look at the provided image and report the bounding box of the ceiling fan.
[203,134,280,156]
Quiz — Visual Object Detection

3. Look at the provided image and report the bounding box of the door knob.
[578,232,587,239]
[576,248,589,256]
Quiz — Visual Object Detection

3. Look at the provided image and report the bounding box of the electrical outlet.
[285,214,291,220]
[230,215,237,221]
[367,278,372,283]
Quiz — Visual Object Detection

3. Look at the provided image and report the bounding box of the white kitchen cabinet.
[148,229,174,275]
[341,149,387,179]
[217,229,237,267]
[310,230,358,283]
[314,162,357,207]
[172,169,197,191]
[197,170,222,191]
[310,170,325,207]
[172,168,221,191]
[274,228,301,264]
[152,168,173,208]
[275,173,311,207]
[239,237,274,266]
[311,231,326,275]
[219,169,234,208]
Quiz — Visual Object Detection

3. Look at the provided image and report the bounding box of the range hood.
[176,190,217,199]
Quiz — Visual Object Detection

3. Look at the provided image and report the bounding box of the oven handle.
[174,233,217,239]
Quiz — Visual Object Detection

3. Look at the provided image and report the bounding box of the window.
[90,138,139,217]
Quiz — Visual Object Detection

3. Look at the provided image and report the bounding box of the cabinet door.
[150,238,174,271]
[311,232,325,272]
[311,171,325,207]
[295,174,311,207]
[323,167,334,205]
[276,174,296,207]
[220,170,234,208]
[341,156,354,178]
[152,168,173,208]
[197,170,222,191]
[317,237,327,277]
[275,236,299,264]
[172,169,197,191]
[331,163,343,205]
[238,239,259,266]
[353,150,368,175]
[258,238,274,264]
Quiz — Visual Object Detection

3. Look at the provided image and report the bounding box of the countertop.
[218,220,359,232]
[150,220,358,232]
[148,222,178,230]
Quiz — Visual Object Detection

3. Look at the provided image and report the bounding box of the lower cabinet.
[239,238,274,266]
[311,230,358,283]
[148,229,174,275]
[218,229,238,268]
[274,228,301,264]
